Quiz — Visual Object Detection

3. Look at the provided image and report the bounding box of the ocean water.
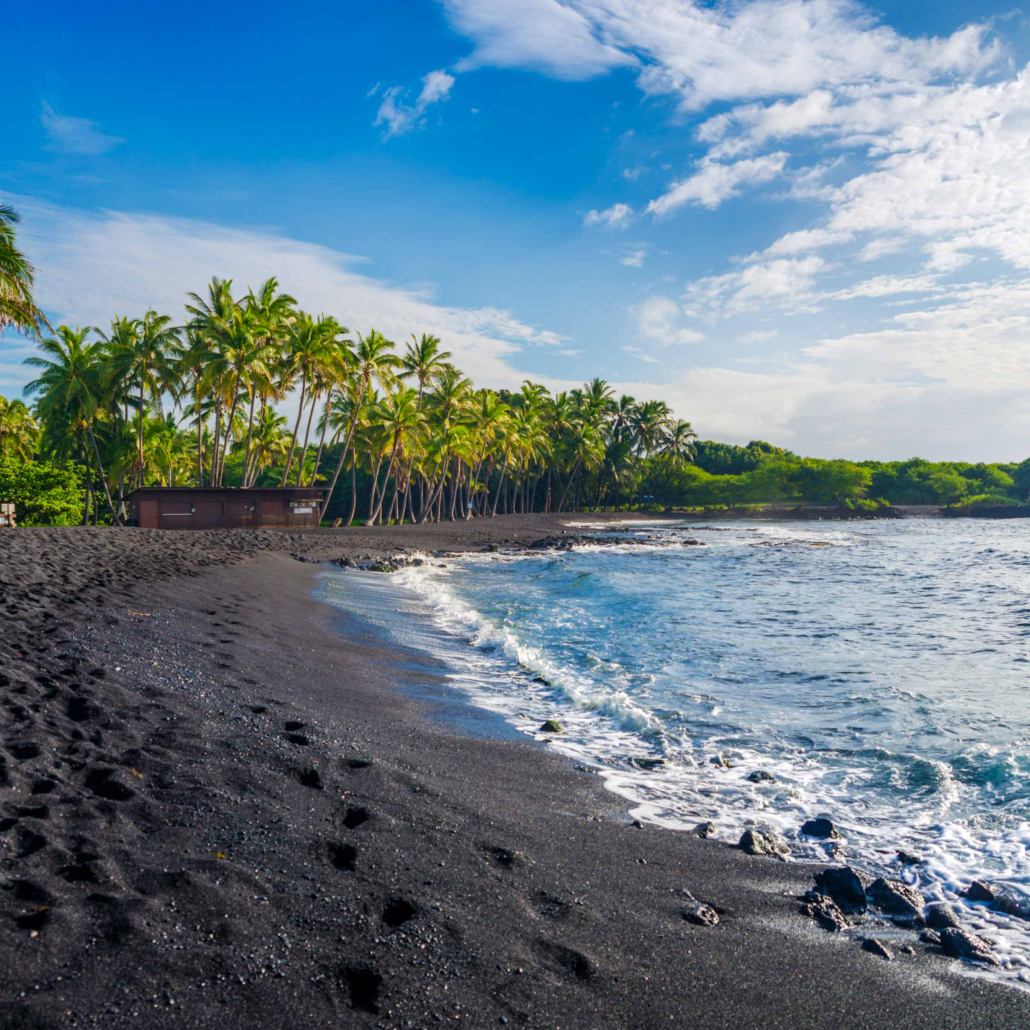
[318,518,1030,983]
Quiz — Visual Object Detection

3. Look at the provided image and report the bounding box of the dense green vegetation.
[1,202,1027,525]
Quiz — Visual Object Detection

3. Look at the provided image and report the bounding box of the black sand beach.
[2,516,1028,1029]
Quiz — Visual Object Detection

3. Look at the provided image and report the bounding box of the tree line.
[1,205,701,525]
[2,202,1027,526]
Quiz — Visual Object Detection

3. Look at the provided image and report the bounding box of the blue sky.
[4,0,1030,460]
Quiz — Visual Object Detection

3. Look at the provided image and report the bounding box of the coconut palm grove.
[1,202,1028,526]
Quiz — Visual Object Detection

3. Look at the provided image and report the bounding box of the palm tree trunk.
[309,391,333,487]
[218,384,241,486]
[82,440,91,527]
[367,459,382,522]
[280,371,308,486]
[211,400,222,489]
[346,457,358,527]
[137,376,145,488]
[195,383,204,487]
[86,421,122,525]
[242,391,257,489]
[369,437,401,524]
[490,453,510,517]
[319,380,368,518]
[557,458,581,512]
[295,390,319,487]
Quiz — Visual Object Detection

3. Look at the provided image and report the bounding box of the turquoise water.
[320,518,1030,980]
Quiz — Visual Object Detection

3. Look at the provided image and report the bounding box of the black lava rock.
[925,902,960,930]
[800,817,841,840]
[866,878,925,927]
[738,829,790,858]
[813,866,867,914]
[861,938,893,961]
[939,928,997,965]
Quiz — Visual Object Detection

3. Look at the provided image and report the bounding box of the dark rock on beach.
[896,850,923,866]
[738,828,790,858]
[803,893,850,932]
[963,880,1000,903]
[861,938,894,961]
[926,903,961,930]
[814,866,867,914]
[694,821,717,839]
[866,878,925,927]
[682,900,720,927]
[939,928,998,965]
[800,817,841,839]
[961,879,1030,921]
[746,769,775,783]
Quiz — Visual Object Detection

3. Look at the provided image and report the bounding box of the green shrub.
[0,458,84,526]
[951,493,1019,511]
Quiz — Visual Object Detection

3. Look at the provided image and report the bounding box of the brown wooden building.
[126,487,325,530]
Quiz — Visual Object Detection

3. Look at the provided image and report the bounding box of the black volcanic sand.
[1,517,1028,1029]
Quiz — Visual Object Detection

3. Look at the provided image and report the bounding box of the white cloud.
[752,228,852,260]
[6,197,568,405]
[622,345,662,364]
[647,153,788,216]
[443,1,996,106]
[684,256,827,317]
[583,202,634,228]
[40,102,124,156]
[737,329,779,343]
[621,165,646,180]
[444,0,636,80]
[636,295,704,344]
[366,82,381,98]
[374,69,456,138]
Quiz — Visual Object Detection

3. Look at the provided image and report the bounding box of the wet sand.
[1,516,1028,1028]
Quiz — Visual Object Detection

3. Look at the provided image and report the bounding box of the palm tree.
[0,205,49,338]
[245,405,291,485]
[102,310,181,487]
[400,333,452,406]
[23,326,121,523]
[278,313,342,486]
[663,419,698,466]
[0,396,39,460]
[319,329,400,519]
[464,390,509,518]
[368,386,424,524]
[243,278,297,483]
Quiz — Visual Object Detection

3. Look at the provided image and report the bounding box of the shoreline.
[2,516,1029,1027]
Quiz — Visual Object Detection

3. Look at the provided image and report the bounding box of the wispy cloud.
[637,295,704,345]
[622,344,662,364]
[583,202,634,228]
[40,102,124,156]
[374,69,456,139]
[648,153,788,216]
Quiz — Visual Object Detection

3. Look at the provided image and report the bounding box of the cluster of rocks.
[330,554,429,573]
[961,879,1030,922]
[798,863,1007,966]
[727,813,1017,969]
